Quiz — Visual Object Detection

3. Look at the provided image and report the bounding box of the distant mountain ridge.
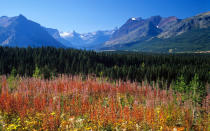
[105,15,181,46]
[103,11,210,52]
[158,12,210,38]
[0,15,65,48]
[0,12,209,53]
[60,30,115,49]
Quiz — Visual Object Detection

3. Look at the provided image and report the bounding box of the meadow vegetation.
[0,75,209,130]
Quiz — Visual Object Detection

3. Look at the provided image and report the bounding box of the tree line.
[0,47,209,86]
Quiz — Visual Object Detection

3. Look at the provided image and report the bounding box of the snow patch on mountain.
[60,32,73,37]
[59,29,116,49]
[131,18,136,21]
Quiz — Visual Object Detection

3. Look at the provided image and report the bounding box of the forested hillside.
[0,47,209,85]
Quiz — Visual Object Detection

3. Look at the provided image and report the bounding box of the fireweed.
[0,75,209,130]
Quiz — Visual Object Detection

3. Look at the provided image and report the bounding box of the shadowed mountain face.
[103,11,210,53]
[45,28,72,47]
[0,15,64,48]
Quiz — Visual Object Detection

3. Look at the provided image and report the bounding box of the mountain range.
[103,11,210,52]
[0,11,210,52]
[59,30,115,49]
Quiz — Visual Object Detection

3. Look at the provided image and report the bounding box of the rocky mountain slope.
[0,15,64,48]
[103,11,210,52]
[105,16,181,46]
[45,28,72,47]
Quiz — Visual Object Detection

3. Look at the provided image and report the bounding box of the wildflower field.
[0,75,209,130]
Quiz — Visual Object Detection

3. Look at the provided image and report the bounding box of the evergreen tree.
[33,65,41,78]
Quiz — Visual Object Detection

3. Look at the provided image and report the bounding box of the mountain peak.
[150,15,161,19]
[0,16,12,27]
[16,14,27,20]
[0,16,8,19]
[197,11,210,17]
[131,17,136,21]
[18,14,25,17]
[0,14,64,48]
[72,30,78,34]
[147,15,162,25]
[168,16,178,19]
[128,17,143,22]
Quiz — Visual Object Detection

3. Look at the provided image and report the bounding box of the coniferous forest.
[0,47,209,84]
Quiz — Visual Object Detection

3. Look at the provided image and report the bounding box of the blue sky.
[0,0,209,33]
